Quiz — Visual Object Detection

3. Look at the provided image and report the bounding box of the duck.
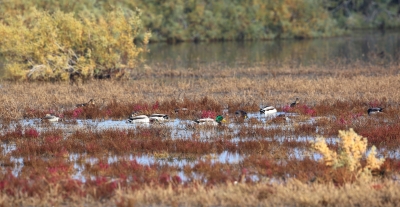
[174,108,189,113]
[194,115,226,126]
[235,110,248,119]
[76,99,95,107]
[290,98,299,107]
[260,106,277,114]
[368,107,383,115]
[149,114,169,122]
[41,114,60,122]
[127,114,150,123]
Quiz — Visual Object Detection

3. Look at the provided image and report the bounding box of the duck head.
[216,115,226,123]
[88,99,95,105]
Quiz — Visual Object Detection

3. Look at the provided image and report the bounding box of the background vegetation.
[0,7,150,82]
[0,0,399,81]
[2,0,399,42]
[324,0,400,29]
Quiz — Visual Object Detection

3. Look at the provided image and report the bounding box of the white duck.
[260,106,277,115]
[42,114,60,122]
[127,114,150,123]
[149,114,169,122]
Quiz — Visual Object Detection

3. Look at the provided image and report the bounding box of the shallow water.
[0,111,314,181]
[0,110,391,182]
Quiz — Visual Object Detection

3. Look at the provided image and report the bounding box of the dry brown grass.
[114,179,400,207]
[1,61,399,120]
[0,179,398,206]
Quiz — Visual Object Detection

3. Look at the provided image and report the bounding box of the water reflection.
[143,31,400,69]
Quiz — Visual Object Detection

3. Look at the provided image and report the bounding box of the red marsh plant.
[312,100,366,117]
[63,128,242,154]
[201,110,217,119]
[47,161,74,178]
[103,99,132,119]
[241,154,375,184]
[241,155,275,178]
[292,123,317,136]
[152,101,160,111]
[236,125,282,138]
[85,176,120,199]
[336,112,363,126]
[191,160,242,185]
[283,104,316,116]
[12,134,66,157]
[158,173,183,187]
[85,159,180,186]
[22,107,40,119]
[358,123,400,149]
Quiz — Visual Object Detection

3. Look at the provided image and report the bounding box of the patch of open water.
[0,111,391,182]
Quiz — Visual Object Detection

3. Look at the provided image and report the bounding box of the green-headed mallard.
[195,115,226,126]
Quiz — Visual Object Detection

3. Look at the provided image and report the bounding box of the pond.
[142,30,400,69]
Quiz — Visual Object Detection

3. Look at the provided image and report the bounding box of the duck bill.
[221,118,227,123]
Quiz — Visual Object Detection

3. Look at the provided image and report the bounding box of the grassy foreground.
[0,180,399,206]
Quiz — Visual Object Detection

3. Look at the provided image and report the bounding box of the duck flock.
[41,98,384,125]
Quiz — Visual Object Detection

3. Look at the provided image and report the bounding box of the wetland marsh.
[1,32,400,206]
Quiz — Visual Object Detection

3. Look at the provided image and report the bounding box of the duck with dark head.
[368,107,383,115]
[290,98,299,107]
[76,99,95,108]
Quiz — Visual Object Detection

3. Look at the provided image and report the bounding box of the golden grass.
[115,180,400,207]
[0,179,398,206]
[1,62,399,120]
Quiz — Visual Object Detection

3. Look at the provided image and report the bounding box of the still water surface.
[0,31,398,75]
[143,30,400,69]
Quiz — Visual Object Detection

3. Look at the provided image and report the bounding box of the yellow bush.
[0,8,151,81]
[313,128,385,175]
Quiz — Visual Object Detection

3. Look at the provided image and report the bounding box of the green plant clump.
[0,8,151,81]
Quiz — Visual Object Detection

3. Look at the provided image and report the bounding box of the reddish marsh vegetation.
[0,63,400,206]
